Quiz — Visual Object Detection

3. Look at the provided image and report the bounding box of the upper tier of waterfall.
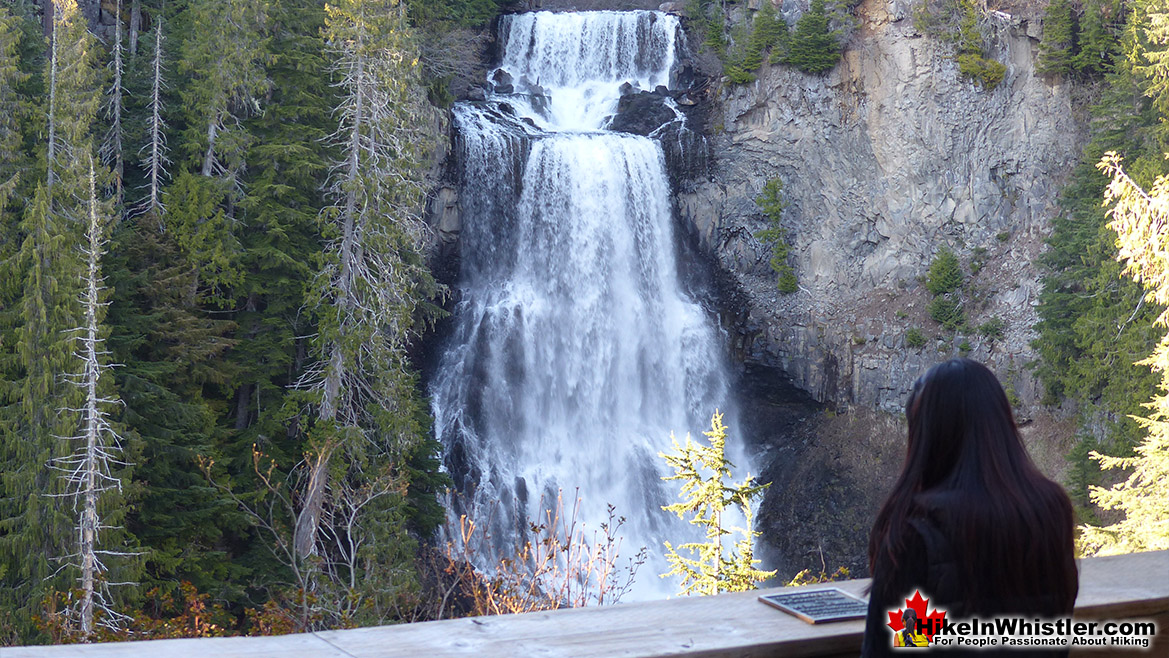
[489,11,681,131]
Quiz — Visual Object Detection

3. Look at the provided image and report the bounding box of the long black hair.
[868,359,1078,615]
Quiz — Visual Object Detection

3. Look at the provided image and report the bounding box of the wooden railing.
[6,550,1166,657]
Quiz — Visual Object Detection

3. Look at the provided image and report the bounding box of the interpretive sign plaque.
[758,587,869,624]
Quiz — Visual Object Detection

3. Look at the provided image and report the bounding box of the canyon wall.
[681,0,1085,417]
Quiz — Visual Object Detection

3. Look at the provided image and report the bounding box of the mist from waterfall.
[431,10,743,600]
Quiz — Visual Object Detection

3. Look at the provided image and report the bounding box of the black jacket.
[860,513,1071,657]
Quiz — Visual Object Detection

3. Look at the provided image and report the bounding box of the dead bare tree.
[138,17,168,217]
[50,158,134,637]
[101,0,125,205]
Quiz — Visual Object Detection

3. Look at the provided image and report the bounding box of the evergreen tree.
[925,246,962,295]
[784,0,840,74]
[660,411,776,596]
[105,215,247,602]
[0,0,103,639]
[1034,4,1165,516]
[755,178,797,293]
[0,7,26,216]
[1079,152,1169,554]
[177,0,268,186]
[102,0,127,206]
[1038,0,1076,75]
[1074,0,1122,74]
[287,0,442,622]
[728,1,788,83]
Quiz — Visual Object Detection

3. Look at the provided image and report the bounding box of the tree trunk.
[147,18,164,215]
[128,0,140,55]
[201,118,218,177]
[295,45,366,560]
[46,6,57,193]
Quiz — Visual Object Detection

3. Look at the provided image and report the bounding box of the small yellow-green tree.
[659,411,776,595]
[1077,151,1169,555]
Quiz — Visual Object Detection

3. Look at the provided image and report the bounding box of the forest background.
[0,0,1165,646]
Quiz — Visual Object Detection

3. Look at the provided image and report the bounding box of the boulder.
[608,91,678,136]
[491,69,514,94]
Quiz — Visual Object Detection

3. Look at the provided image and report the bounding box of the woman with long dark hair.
[861,358,1078,656]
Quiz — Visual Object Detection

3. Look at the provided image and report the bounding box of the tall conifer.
[0,0,102,638]
[289,0,441,617]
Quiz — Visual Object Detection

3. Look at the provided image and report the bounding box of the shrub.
[906,327,927,348]
[928,293,965,330]
[957,52,1006,89]
[978,316,1005,340]
[755,179,799,294]
[913,0,1007,89]
[959,339,972,355]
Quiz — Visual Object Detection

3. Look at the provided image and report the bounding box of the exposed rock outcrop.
[679,0,1084,414]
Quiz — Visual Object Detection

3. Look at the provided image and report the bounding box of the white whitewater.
[432,10,741,600]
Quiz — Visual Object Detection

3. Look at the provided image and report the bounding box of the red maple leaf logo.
[886,590,947,642]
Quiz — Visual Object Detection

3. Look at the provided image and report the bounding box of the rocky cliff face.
[681,0,1084,416]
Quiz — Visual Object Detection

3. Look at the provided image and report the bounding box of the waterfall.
[431,10,740,600]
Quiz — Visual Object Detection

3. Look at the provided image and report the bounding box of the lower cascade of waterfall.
[430,10,746,600]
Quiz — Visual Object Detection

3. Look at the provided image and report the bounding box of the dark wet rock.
[466,86,487,102]
[609,90,678,136]
[491,69,513,88]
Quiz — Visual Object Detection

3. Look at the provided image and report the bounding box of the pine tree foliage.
[102,0,126,206]
[1075,0,1122,74]
[1077,152,1169,554]
[926,247,962,295]
[1039,0,1076,75]
[177,0,269,184]
[289,0,443,612]
[1034,0,1165,519]
[0,0,472,643]
[784,0,841,74]
[106,216,246,601]
[0,7,26,214]
[660,411,776,596]
[725,1,789,84]
[45,0,102,202]
[754,178,797,293]
[0,0,103,637]
[746,1,787,70]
